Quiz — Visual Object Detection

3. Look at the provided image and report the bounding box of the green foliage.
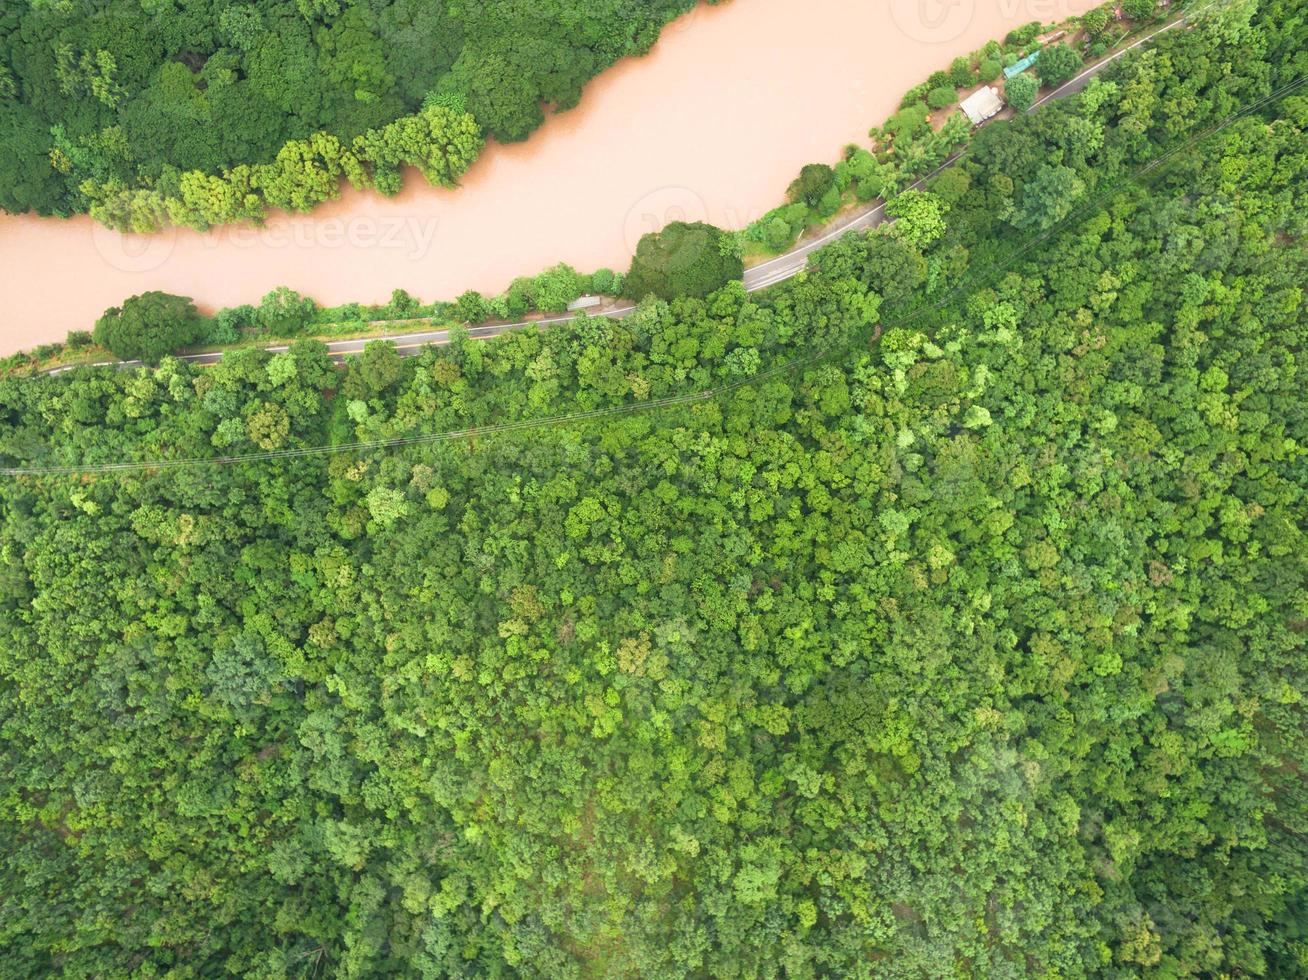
[1081,6,1112,38]
[900,82,930,108]
[256,287,317,336]
[0,0,699,221]
[590,267,618,294]
[927,85,958,110]
[1013,162,1085,231]
[978,58,1003,83]
[885,189,947,248]
[454,290,490,323]
[1007,21,1043,46]
[524,263,585,312]
[1,6,1306,977]
[787,163,837,207]
[949,55,976,87]
[92,291,206,363]
[1005,72,1039,112]
[1037,43,1084,88]
[623,221,744,300]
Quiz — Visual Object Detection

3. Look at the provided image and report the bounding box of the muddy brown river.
[0,0,1096,355]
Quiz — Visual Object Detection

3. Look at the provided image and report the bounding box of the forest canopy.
[0,0,704,222]
[0,1,1305,976]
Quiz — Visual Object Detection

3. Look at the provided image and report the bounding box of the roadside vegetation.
[1,3,1305,973]
[0,0,704,229]
[1,0,1197,373]
[743,0,1175,257]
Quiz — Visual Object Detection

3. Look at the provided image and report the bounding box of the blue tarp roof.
[1004,50,1040,79]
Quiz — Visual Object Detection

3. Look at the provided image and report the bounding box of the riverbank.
[0,0,1102,357]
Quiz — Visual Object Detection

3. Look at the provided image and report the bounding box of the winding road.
[53,15,1186,376]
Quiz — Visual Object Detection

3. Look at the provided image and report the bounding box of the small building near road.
[960,86,1004,126]
[567,295,603,313]
[1004,50,1040,79]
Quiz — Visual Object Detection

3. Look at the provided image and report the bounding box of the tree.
[256,287,316,336]
[623,222,743,301]
[787,164,837,207]
[886,190,947,249]
[1081,7,1111,39]
[1036,44,1083,89]
[927,86,958,110]
[530,264,585,312]
[1005,73,1039,112]
[949,56,975,87]
[92,292,206,363]
[1013,163,1086,231]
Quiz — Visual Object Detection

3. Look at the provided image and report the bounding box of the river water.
[0,0,1096,355]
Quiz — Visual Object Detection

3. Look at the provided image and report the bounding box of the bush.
[624,221,743,301]
[1005,72,1039,112]
[926,70,950,89]
[382,288,420,319]
[787,163,837,207]
[454,290,490,323]
[1006,21,1042,46]
[839,148,885,202]
[1081,7,1110,38]
[978,59,1002,83]
[761,217,794,251]
[899,83,929,108]
[814,185,842,218]
[883,104,930,143]
[949,56,975,87]
[747,203,810,252]
[1036,43,1083,88]
[207,306,249,345]
[927,86,958,110]
[531,264,585,312]
[256,287,316,336]
[590,268,617,294]
[93,292,206,363]
[499,282,532,319]
[1122,0,1156,20]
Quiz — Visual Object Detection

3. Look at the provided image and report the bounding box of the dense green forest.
[1,1,1306,975]
[0,0,701,226]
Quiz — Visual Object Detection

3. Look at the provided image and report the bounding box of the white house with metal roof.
[959,86,1004,126]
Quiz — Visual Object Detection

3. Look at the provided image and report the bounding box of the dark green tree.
[623,221,743,301]
[787,163,837,207]
[92,291,206,362]
[1005,72,1039,112]
[1037,43,1083,88]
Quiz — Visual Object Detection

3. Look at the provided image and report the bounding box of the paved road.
[53,15,1185,376]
